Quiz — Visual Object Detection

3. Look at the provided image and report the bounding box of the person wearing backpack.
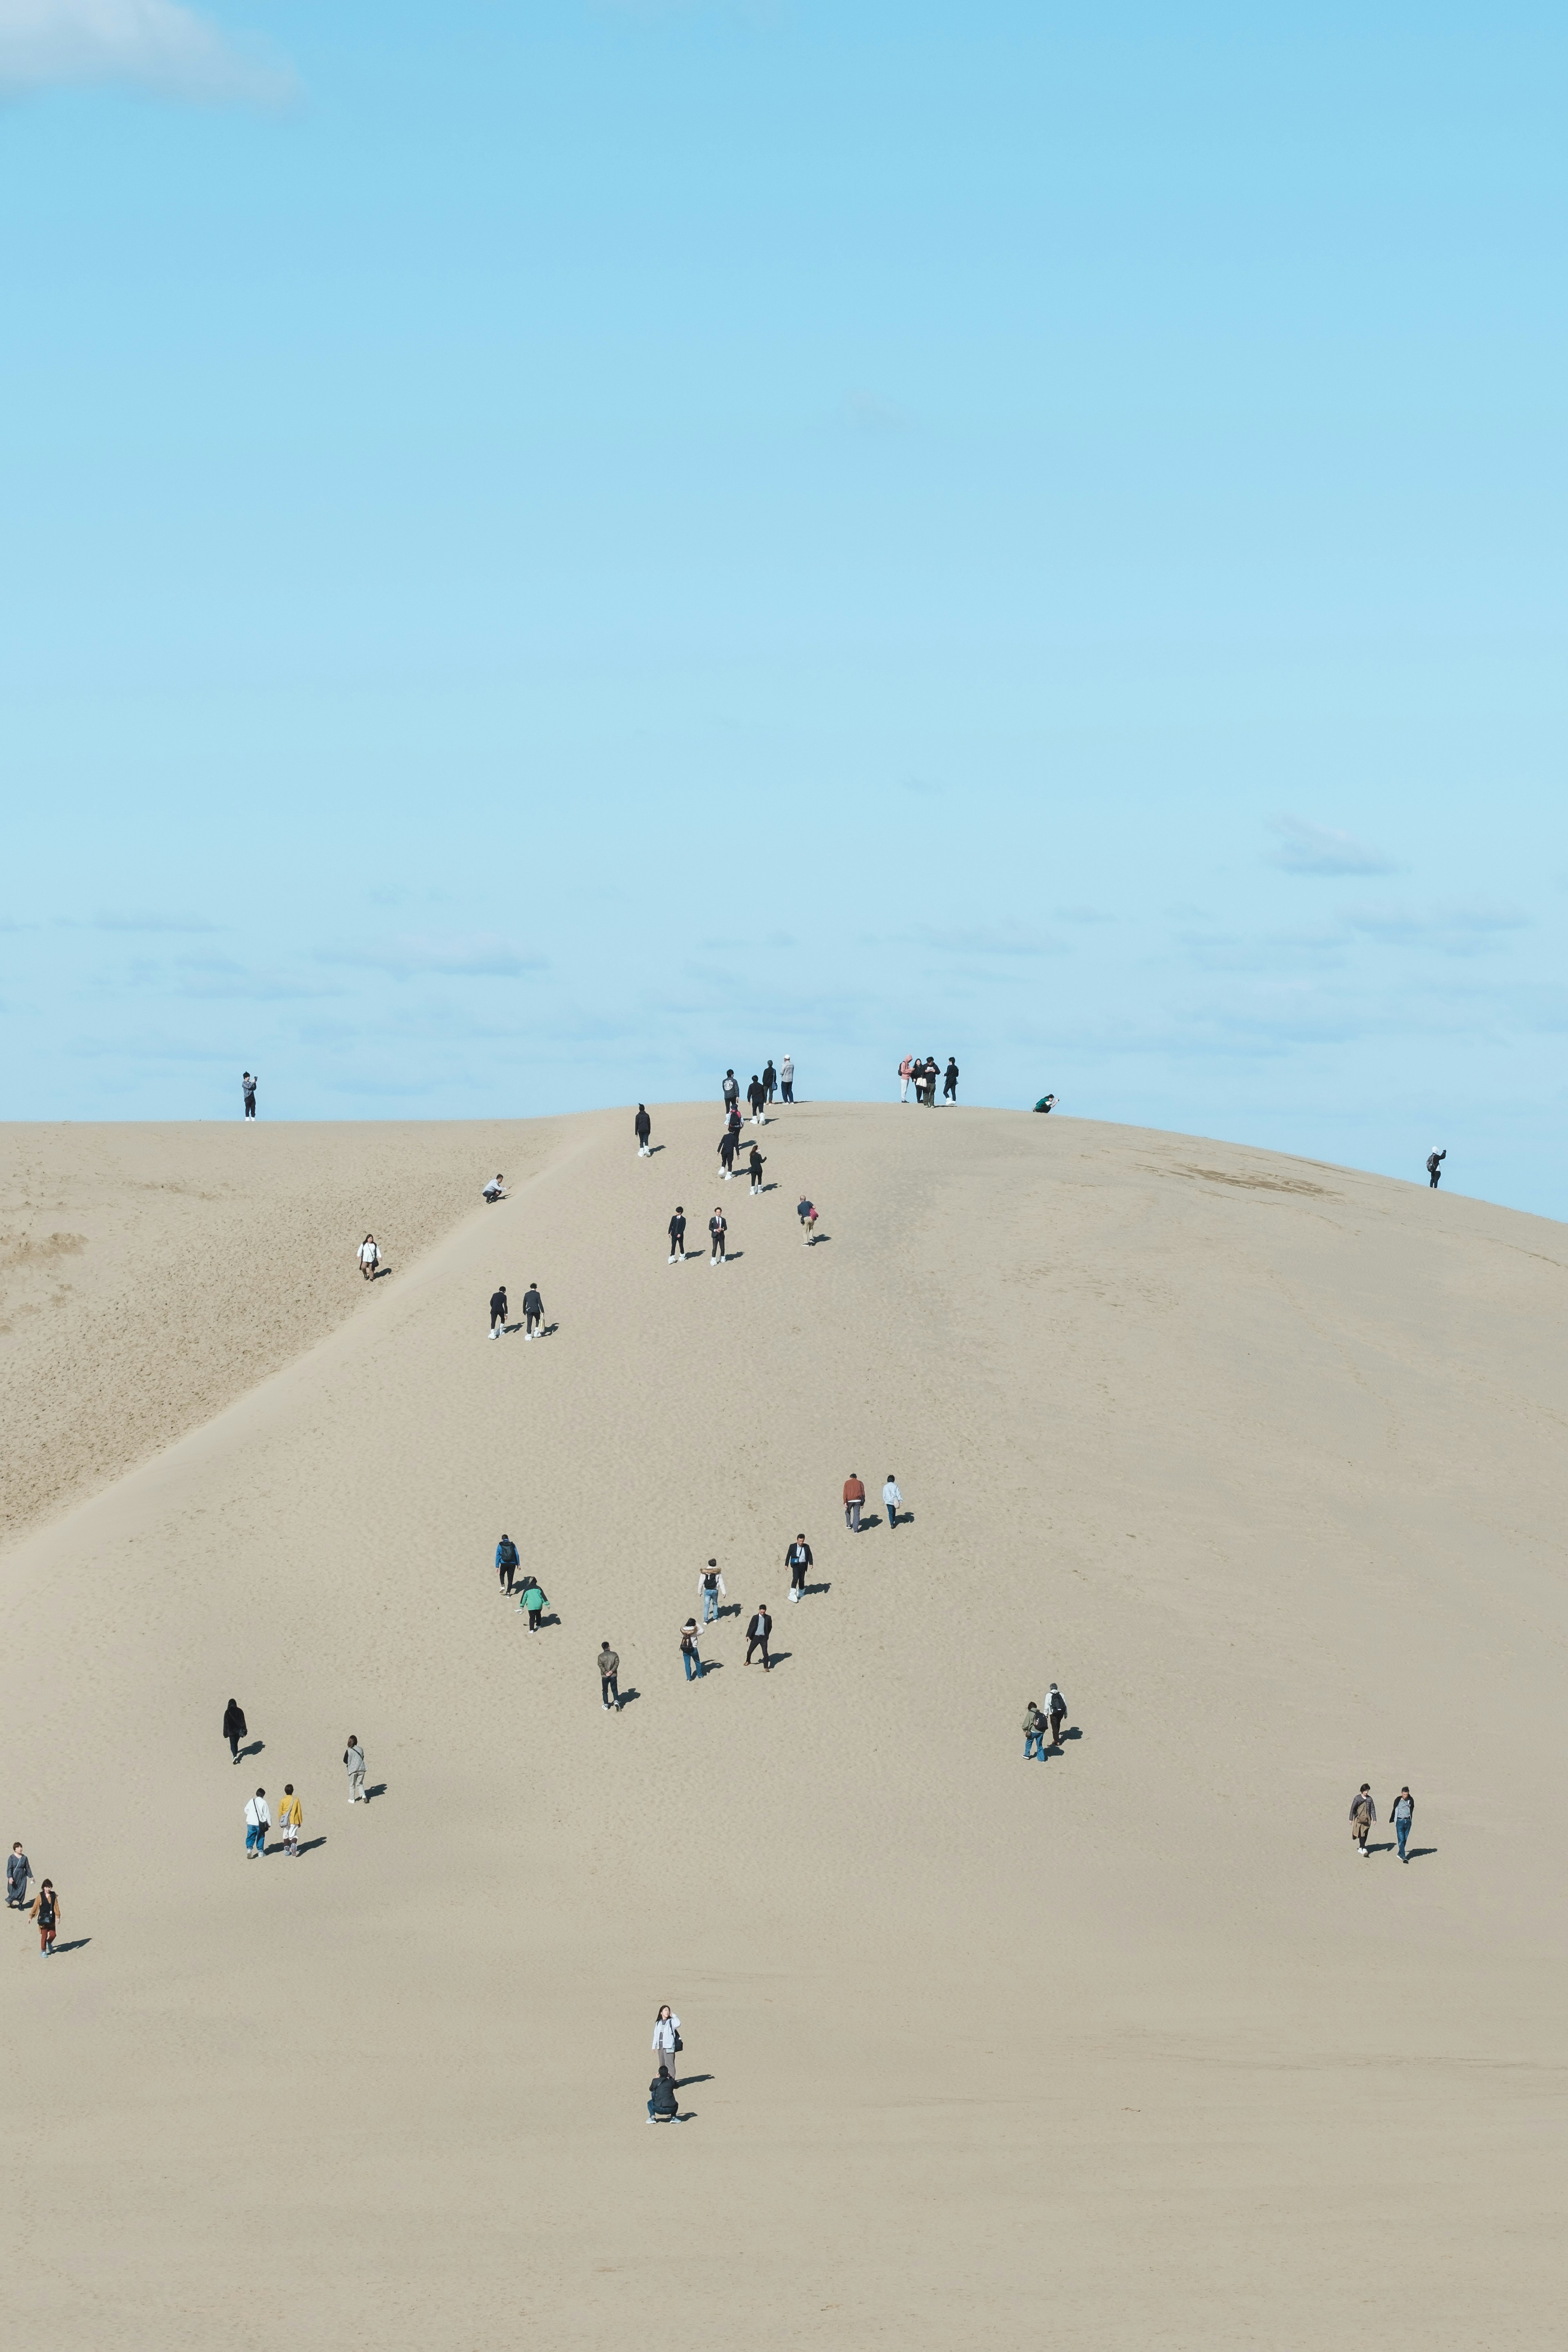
[679,1620,703,1682]
[1023,1702,1047,1761]
[495,1534,520,1597]
[519,1577,548,1632]
[1426,1149,1446,1189]
[1391,1787,1415,1861]
[635,1105,653,1156]
[699,1561,725,1625]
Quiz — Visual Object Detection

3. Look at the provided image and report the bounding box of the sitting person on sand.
[647,2066,679,2123]
[482,1174,507,1203]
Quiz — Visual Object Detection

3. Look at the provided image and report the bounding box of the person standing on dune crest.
[635,1105,653,1156]
[1427,1149,1446,1189]
[779,1054,794,1103]
[242,1072,257,1119]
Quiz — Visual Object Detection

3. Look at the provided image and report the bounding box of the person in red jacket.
[843,1472,865,1533]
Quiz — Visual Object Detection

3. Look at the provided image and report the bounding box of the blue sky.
[2,2,1565,1216]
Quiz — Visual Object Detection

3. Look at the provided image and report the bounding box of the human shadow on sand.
[51,1939,91,1956]
[233,1740,264,1764]
[613,1688,641,1709]
[1403,1846,1438,1862]
[365,1783,388,1801]
[294,1837,327,1858]
[796,1581,831,1599]
[370,1264,393,1280]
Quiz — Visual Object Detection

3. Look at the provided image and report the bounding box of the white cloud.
[1270,814,1397,877]
[0,0,292,102]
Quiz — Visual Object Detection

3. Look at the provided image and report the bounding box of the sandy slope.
[0,1119,567,1543]
[0,1102,1563,2351]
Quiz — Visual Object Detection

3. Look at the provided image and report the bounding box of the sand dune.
[0,1101,1564,2350]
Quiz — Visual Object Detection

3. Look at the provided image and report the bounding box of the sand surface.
[0,1102,1563,2349]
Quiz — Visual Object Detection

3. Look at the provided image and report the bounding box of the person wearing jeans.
[598,1643,620,1712]
[843,1472,864,1532]
[1392,1787,1414,1861]
[700,1562,724,1624]
[1023,1703,1046,1761]
[245,1788,270,1858]
[779,1056,794,1102]
[882,1475,902,1530]
[680,1621,703,1680]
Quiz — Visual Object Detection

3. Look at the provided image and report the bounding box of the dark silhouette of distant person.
[242,1072,257,1119]
[223,1698,247,1763]
[1427,1149,1446,1189]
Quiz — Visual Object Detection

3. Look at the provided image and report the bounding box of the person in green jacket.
[519,1578,548,1632]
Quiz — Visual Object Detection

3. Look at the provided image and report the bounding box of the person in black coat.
[223,1698,247,1764]
[746,1606,773,1669]
[718,1129,738,1178]
[635,1105,653,1156]
[647,2066,679,2122]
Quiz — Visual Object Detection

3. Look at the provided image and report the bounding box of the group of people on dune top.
[898,1054,958,1105]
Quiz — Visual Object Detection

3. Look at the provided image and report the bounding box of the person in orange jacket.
[843,1472,865,1533]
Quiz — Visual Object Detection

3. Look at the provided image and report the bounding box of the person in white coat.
[652,2004,682,2078]
[358,1233,380,1280]
[699,1561,726,1625]
[882,1474,903,1530]
[244,1787,271,1859]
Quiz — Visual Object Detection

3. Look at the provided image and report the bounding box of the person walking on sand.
[357,1233,381,1279]
[1350,1783,1376,1854]
[345,1737,366,1804]
[763,1058,777,1104]
[522,1282,545,1340]
[747,1143,766,1195]
[745,1604,773,1670]
[923,1056,940,1105]
[1023,1701,1047,1761]
[647,2065,679,2123]
[882,1474,902,1530]
[1045,1683,1067,1750]
[245,1787,270,1859]
[496,1533,520,1597]
[679,1619,704,1681]
[519,1576,548,1631]
[635,1105,653,1156]
[668,1207,687,1263]
[1392,1786,1415,1862]
[483,1173,507,1203]
[1427,1149,1446,1189]
[242,1072,257,1119]
[709,1208,727,1265]
[223,1697,248,1763]
[598,1642,620,1712]
[29,1880,59,1955]
[747,1074,767,1124]
[843,1471,864,1532]
[699,1561,725,1625]
[722,1069,739,1113]
[277,1785,303,1858]
[7,1842,33,1911]
[785,1532,812,1602]
[779,1054,794,1103]
[898,1054,913,1103]
[489,1285,508,1339]
[797,1196,818,1244]
[718,1127,737,1180]
[943,1057,959,1103]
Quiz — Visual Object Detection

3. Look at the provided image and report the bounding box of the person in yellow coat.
[277,1785,303,1858]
